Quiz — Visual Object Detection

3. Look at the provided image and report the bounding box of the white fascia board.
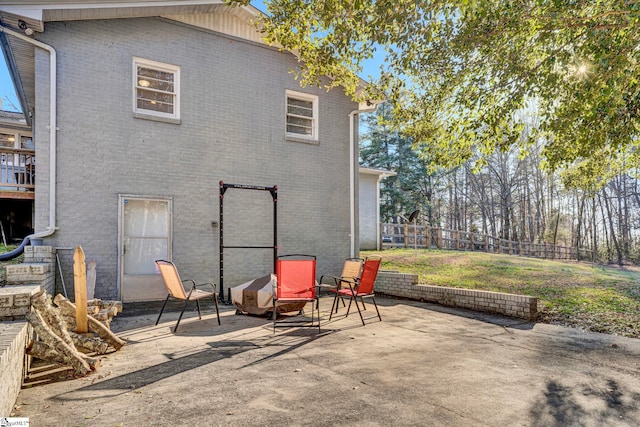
[0,1,226,10]
[0,1,261,22]
[0,7,43,22]
[359,167,397,178]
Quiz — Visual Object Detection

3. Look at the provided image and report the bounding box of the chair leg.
[174,297,191,333]
[329,292,340,320]
[195,298,202,320]
[371,296,382,321]
[273,300,277,333]
[352,296,365,326]
[346,296,354,316]
[156,294,171,326]
[213,294,221,325]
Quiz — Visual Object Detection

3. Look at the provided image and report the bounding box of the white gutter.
[348,104,377,257]
[0,26,57,239]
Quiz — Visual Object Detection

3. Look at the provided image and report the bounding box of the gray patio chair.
[155,260,221,332]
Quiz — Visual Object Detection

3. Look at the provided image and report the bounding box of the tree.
[237,0,640,186]
[360,103,441,225]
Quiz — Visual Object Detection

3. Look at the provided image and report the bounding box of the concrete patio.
[12,296,640,426]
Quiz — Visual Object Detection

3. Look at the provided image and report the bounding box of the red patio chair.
[273,254,320,333]
[329,256,382,326]
[155,260,221,332]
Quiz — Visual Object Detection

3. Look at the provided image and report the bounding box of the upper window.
[133,57,180,120]
[286,90,318,141]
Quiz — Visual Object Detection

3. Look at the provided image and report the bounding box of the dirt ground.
[12,297,640,426]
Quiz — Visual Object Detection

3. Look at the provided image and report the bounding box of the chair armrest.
[318,275,340,288]
[319,275,356,289]
[182,279,197,289]
[337,277,357,289]
[195,282,217,293]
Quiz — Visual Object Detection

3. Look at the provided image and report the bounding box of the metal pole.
[219,181,225,302]
[56,252,68,298]
[272,186,278,273]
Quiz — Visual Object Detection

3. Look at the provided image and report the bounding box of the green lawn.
[1,244,24,282]
[363,249,640,338]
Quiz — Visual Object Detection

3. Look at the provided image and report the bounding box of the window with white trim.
[286,90,318,140]
[133,57,180,120]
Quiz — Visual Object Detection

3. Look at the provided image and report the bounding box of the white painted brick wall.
[33,18,360,300]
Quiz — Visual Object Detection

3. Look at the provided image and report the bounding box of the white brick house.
[0,1,378,301]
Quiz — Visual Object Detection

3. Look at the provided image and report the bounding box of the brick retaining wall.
[2,246,55,321]
[5,246,56,294]
[0,321,31,416]
[1,245,56,416]
[375,271,538,321]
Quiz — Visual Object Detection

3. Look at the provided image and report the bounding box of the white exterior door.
[119,196,172,302]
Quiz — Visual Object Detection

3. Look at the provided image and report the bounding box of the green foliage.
[360,103,441,224]
[239,0,640,187]
[0,244,16,254]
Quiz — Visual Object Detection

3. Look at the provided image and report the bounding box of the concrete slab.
[12,297,640,426]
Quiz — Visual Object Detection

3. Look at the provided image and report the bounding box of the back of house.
[0,1,375,302]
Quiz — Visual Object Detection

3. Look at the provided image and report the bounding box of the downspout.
[349,111,357,258]
[0,26,57,260]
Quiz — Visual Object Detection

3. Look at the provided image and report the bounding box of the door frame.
[117,194,173,301]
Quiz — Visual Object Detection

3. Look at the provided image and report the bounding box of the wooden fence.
[380,223,595,261]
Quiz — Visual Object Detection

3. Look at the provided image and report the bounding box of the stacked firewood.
[25,290,125,376]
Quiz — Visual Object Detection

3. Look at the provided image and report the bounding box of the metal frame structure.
[219,181,277,302]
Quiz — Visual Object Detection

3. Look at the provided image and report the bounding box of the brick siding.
[375,271,538,321]
[33,17,359,301]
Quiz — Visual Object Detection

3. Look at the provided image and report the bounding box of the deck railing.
[381,223,594,262]
[0,147,35,191]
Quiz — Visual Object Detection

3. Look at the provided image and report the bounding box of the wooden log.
[27,340,100,370]
[30,290,75,349]
[54,294,125,350]
[64,314,111,342]
[73,246,88,333]
[68,332,109,354]
[26,311,91,375]
[27,340,68,366]
[101,300,123,314]
[62,315,76,329]
[24,302,102,370]
[93,307,118,321]
[87,299,123,314]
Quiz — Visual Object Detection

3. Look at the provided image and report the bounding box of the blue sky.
[0,1,384,114]
[0,53,20,113]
